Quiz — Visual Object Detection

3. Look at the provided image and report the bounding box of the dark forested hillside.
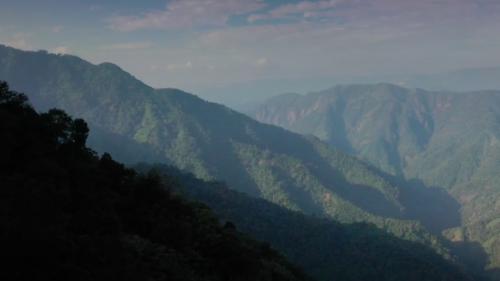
[0,82,309,281]
[250,83,500,279]
[0,45,450,250]
[135,164,474,281]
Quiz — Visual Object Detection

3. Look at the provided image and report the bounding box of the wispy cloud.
[20,0,497,94]
[248,0,340,22]
[108,0,266,31]
[51,46,70,54]
[247,0,500,25]
[0,33,32,50]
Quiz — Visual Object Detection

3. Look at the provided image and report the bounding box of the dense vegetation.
[136,164,474,281]
[0,44,451,251]
[250,83,500,279]
[0,82,309,281]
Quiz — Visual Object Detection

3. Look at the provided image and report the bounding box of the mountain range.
[206,66,500,109]
[0,44,495,280]
[250,83,500,279]
[0,45,432,228]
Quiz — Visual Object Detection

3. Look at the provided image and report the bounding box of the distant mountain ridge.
[250,83,500,278]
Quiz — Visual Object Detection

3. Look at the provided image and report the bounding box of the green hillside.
[251,83,500,278]
[136,163,474,281]
[0,45,448,248]
[0,81,309,281]
[1,81,478,281]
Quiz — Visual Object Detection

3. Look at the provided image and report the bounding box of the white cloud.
[0,33,32,50]
[51,46,70,54]
[199,23,306,47]
[248,0,339,22]
[85,0,500,95]
[109,0,266,31]
[247,0,500,25]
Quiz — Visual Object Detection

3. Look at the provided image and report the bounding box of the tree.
[71,118,89,147]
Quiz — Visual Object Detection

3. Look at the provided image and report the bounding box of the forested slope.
[0,45,448,248]
[251,83,500,278]
[0,82,309,281]
[137,164,474,281]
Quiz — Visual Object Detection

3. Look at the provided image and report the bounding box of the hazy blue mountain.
[204,66,500,110]
[0,45,462,256]
[250,83,500,277]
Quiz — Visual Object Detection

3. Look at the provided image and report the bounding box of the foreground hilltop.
[0,81,310,281]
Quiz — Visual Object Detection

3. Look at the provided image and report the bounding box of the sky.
[1,0,500,105]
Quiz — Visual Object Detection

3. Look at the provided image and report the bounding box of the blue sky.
[1,0,500,104]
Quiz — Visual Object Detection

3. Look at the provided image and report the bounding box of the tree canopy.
[0,81,309,281]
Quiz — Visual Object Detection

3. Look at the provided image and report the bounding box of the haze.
[2,0,500,105]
